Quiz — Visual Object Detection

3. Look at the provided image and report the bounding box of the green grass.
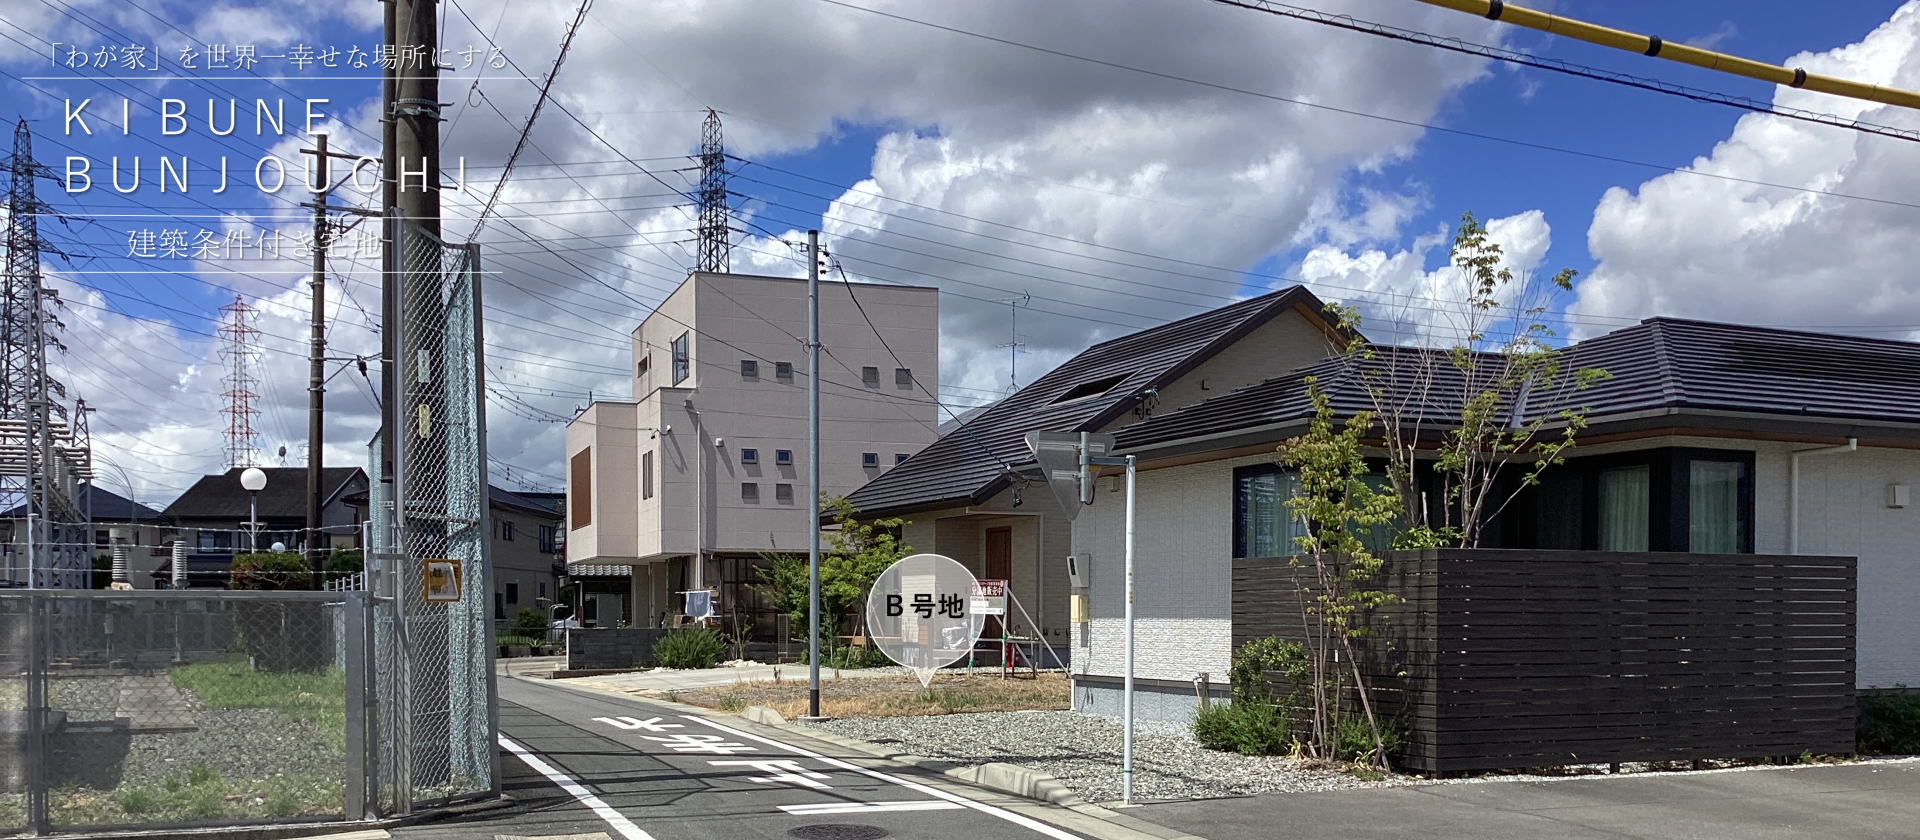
[52,765,341,826]
[168,658,348,749]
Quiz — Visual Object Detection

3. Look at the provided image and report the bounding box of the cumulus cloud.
[1570,2,1920,338]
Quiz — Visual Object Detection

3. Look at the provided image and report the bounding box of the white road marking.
[595,715,684,732]
[710,758,835,789]
[682,717,1086,840]
[780,801,966,815]
[643,733,758,754]
[498,735,657,840]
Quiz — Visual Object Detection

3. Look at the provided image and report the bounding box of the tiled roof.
[1,483,164,521]
[1114,317,1920,452]
[845,286,1341,515]
[161,467,366,520]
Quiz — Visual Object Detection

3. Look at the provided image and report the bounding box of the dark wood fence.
[1233,549,1856,775]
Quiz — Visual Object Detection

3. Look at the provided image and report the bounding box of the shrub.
[230,552,312,590]
[1192,700,1293,756]
[324,549,364,585]
[802,644,893,669]
[1336,714,1403,763]
[653,626,726,669]
[1860,686,1920,755]
[511,608,549,638]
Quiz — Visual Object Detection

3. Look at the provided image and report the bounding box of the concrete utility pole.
[307,132,329,590]
[807,229,823,719]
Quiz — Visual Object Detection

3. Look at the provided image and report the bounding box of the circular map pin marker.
[865,553,984,687]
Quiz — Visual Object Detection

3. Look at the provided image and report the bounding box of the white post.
[170,539,186,589]
[807,229,822,719]
[1122,453,1136,805]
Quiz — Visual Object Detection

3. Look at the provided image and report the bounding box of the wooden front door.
[985,527,1012,638]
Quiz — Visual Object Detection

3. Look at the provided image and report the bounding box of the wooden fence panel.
[1232,549,1856,775]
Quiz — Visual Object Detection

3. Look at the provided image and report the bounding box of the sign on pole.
[1024,431,1117,520]
[422,558,463,603]
[968,579,1008,616]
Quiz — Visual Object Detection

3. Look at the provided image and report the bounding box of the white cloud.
[1570,2,1920,338]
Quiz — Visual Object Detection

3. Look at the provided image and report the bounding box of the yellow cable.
[1411,0,1920,112]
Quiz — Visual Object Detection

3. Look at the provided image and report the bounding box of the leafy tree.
[229,551,312,590]
[755,495,912,652]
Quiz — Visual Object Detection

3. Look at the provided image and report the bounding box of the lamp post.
[240,468,267,553]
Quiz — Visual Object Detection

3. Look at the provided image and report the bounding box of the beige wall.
[564,401,640,563]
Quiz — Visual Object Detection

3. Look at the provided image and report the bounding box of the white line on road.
[780,801,966,815]
[498,735,657,840]
[682,717,1086,840]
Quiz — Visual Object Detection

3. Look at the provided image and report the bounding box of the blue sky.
[5,0,1920,499]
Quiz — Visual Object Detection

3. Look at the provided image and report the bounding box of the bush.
[230,552,313,590]
[324,549,363,585]
[510,607,549,638]
[1860,686,1920,755]
[802,644,894,669]
[653,626,726,669]
[1192,700,1293,756]
[1336,713,1403,763]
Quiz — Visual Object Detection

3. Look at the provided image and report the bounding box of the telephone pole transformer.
[696,109,730,273]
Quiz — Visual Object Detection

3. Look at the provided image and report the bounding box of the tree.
[1351,211,1609,547]
[1277,379,1402,769]
[755,495,913,649]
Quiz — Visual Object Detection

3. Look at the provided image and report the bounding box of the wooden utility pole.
[306,132,329,590]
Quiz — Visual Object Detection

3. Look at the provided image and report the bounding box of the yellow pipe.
[1412,0,1920,112]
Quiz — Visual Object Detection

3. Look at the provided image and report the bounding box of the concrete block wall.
[566,628,670,670]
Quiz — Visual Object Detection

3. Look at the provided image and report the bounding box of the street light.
[240,467,267,552]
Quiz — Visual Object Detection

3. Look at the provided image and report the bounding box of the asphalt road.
[393,676,1093,840]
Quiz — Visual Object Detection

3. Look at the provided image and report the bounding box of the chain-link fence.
[0,590,366,834]
[366,213,497,814]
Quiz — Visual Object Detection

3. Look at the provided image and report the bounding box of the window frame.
[775,361,793,381]
[862,452,880,469]
[500,519,515,542]
[570,449,592,529]
[894,453,909,466]
[671,332,690,384]
[740,359,758,378]
[641,451,655,500]
[895,367,913,387]
[506,582,519,604]
[741,448,759,465]
[741,482,759,504]
[775,483,794,504]
[1233,463,1304,560]
[862,366,881,387]
[775,449,793,466]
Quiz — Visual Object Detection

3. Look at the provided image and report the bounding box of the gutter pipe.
[1789,438,1856,555]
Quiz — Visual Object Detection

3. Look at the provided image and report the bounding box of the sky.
[3,0,1919,506]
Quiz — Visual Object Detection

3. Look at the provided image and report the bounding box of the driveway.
[1136,761,1920,840]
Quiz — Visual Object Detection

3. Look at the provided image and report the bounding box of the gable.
[1100,305,1345,434]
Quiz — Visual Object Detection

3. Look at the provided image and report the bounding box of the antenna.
[995,292,1030,394]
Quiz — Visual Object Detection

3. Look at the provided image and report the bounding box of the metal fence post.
[26,593,47,835]
[343,591,368,820]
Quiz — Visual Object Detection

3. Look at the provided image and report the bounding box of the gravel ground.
[802,710,1391,803]
[117,708,344,786]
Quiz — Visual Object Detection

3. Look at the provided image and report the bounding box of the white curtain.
[1689,461,1742,553]
[1599,465,1650,552]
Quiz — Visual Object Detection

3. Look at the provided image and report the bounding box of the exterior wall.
[564,401,641,563]
[1786,442,1920,689]
[894,498,1072,651]
[1135,307,1340,422]
[492,504,562,623]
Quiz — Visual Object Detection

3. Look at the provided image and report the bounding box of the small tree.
[755,495,912,652]
[1353,211,1609,547]
[1278,378,1401,769]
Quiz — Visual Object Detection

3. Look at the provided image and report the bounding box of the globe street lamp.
[240,467,267,552]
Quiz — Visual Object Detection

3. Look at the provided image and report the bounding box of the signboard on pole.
[1024,431,1117,520]
[422,558,462,603]
[968,579,1008,616]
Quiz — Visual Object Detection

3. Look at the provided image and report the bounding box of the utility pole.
[306,132,329,590]
[806,229,823,719]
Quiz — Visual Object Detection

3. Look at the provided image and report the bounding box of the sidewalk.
[562,662,907,694]
[1135,760,1920,840]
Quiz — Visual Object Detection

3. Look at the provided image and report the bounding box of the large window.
[570,449,592,529]
[1689,460,1745,553]
[1234,465,1305,559]
[671,332,690,384]
[538,524,557,553]
[641,451,655,500]
[1598,465,1650,552]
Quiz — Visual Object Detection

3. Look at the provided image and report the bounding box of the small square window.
[895,453,909,466]
[862,366,880,387]
[775,483,794,504]
[775,449,793,466]
[741,448,759,465]
[775,362,793,380]
[506,583,519,604]
[895,367,912,387]
[862,452,879,469]
[741,359,758,378]
[637,355,649,376]
[741,482,759,503]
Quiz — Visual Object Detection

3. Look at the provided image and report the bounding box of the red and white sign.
[968,579,1008,616]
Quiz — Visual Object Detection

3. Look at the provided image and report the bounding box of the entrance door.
[985,527,1012,639]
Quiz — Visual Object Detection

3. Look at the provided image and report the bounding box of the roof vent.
[1049,373,1130,406]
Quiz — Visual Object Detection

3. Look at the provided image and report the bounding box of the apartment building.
[565,271,939,639]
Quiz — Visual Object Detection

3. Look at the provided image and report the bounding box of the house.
[489,486,566,623]
[1067,316,1918,722]
[844,285,1349,653]
[161,467,369,554]
[565,271,940,637]
[1,484,167,587]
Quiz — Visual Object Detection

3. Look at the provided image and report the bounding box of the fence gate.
[367,211,499,814]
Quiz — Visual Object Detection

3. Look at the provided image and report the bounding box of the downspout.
[1789,438,1856,555]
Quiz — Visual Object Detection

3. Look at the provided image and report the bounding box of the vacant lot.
[674,671,1070,720]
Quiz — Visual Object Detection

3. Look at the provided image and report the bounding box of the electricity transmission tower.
[2,120,90,587]
[217,295,262,469]
[696,109,731,272]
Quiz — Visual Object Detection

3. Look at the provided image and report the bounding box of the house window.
[862,366,880,387]
[775,484,794,504]
[506,582,520,604]
[637,355,649,377]
[1689,460,1745,553]
[1234,465,1305,559]
[895,367,912,387]
[1050,372,1131,405]
[538,524,557,553]
[1598,465,1650,552]
[197,531,232,550]
[894,453,909,466]
[776,449,793,466]
[539,582,548,598]
[775,361,793,381]
[500,519,515,541]
[494,592,505,620]
[95,530,109,548]
[742,482,759,503]
[741,448,759,465]
[741,359,758,378]
[570,449,592,529]
[1531,469,1584,550]
[671,332,690,384]
[862,452,879,469]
